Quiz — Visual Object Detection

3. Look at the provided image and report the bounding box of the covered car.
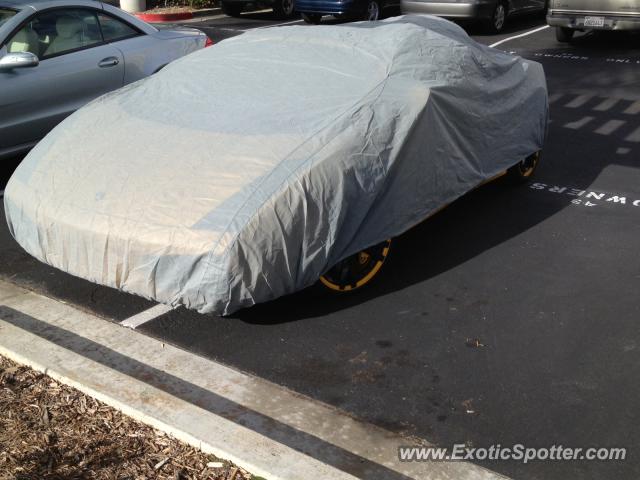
[4,15,548,316]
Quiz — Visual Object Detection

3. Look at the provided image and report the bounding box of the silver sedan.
[402,0,547,33]
[0,0,210,159]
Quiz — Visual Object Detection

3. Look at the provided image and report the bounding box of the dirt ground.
[0,355,261,480]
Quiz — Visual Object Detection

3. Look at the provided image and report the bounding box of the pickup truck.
[547,0,640,41]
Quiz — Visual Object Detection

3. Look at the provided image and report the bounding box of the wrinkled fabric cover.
[4,15,548,315]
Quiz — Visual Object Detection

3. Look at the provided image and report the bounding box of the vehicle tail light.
[204,36,214,48]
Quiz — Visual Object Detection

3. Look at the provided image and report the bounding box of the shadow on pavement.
[511,28,640,57]
[0,155,24,191]
[0,307,415,480]
[552,29,640,53]
[232,32,640,325]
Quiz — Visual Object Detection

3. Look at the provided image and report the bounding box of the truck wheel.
[222,2,243,16]
[507,151,541,184]
[273,0,296,18]
[485,1,507,33]
[320,239,392,292]
[301,12,322,23]
[556,26,574,42]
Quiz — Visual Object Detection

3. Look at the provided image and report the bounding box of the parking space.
[157,10,306,42]
[1,13,640,480]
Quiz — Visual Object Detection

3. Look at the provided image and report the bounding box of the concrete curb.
[136,11,194,21]
[135,7,222,22]
[193,7,222,16]
[0,280,509,480]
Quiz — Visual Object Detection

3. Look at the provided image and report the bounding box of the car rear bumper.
[401,0,495,19]
[295,0,363,15]
[547,10,640,30]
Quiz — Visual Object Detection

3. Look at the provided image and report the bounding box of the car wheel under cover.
[507,151,541,183]
[320,239,392,292]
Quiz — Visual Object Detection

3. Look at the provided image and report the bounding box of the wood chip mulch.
[0,355,263,480]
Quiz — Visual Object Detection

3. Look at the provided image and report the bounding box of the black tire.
[363,0,381,20]
[555,26,574,42]
[507,151,541,184]
[221,1,243,16]
[320,239,392,292]
[301,12,322,23]
[273,0,296,18]
[485,0,507,33]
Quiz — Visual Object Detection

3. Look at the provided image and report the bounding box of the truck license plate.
[584,16,605,27]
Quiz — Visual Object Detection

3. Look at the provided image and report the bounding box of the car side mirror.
[0,52,39,72]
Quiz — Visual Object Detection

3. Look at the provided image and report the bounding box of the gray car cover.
[4,15,548,315]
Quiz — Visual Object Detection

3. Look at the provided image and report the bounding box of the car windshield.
[0,8,17,27]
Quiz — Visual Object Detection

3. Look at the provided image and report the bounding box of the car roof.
[0,0,102,10]
[1,0,50,6]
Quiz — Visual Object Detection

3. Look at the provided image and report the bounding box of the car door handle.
[98,57,120,68]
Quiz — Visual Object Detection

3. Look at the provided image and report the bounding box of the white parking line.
[217,27,249,32]
[564,115,594,129]
[0,279,509,480]
[120,303,173,329]
[219,18,304,33]
[595,119,625,136]
[255,19,304,29]
[489,25,550,48]
[548,93,563,104]
[186,13,227,21]
[624,101,640,115]
[593,97,619,112]
[625,126,640,142]
[565,94,593,108]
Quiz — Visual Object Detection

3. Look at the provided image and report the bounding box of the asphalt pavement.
[1,13,639,480]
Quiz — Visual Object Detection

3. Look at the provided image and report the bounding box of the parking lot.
[2,12,640,480]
